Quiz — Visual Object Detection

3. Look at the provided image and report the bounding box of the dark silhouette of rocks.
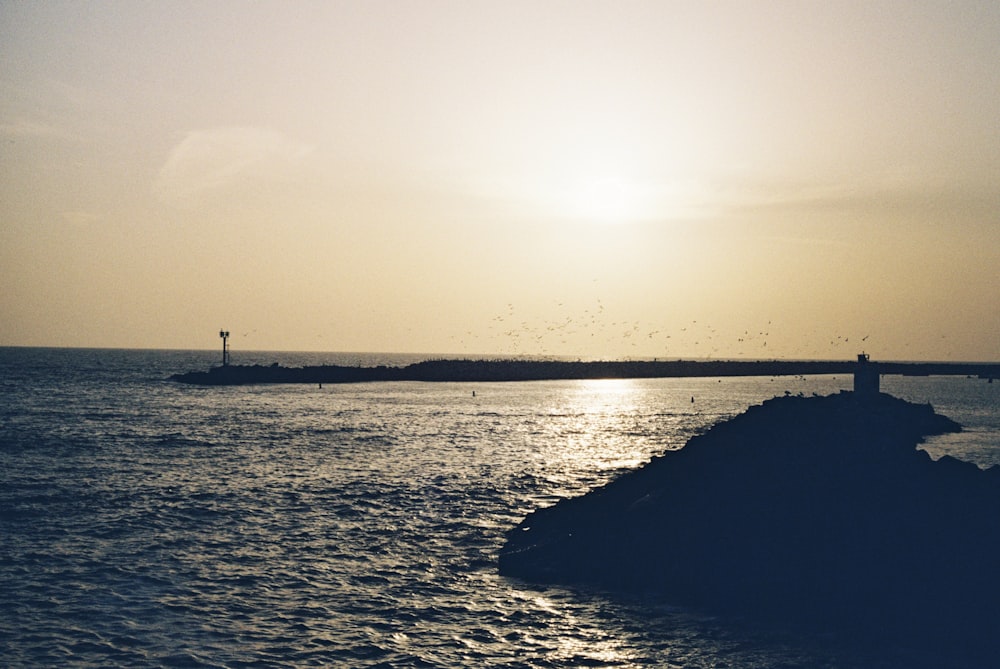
[499,391,1000,657]
[170,358,1000,385]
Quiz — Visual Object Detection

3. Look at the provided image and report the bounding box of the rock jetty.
[170,358,999,385]
[499,391,1000,656]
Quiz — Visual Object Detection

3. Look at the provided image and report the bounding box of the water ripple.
[3,350,995,667]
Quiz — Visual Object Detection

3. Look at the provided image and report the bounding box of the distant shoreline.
[170,358,1000,385]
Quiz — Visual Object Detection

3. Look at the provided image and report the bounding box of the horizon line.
[1,344,998,366]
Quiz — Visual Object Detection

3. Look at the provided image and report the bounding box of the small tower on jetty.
[854,353,879,398]
[219,329,230,367]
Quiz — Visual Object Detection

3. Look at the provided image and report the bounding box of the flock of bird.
[446,299,875,359]
[235,299,889,359]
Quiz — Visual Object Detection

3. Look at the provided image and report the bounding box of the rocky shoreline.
[499,391,1000,657]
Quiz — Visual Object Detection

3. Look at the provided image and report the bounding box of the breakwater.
[169,358,1000,385]
[499,391,1000,660]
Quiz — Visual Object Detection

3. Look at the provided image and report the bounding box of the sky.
[2,1,998,361]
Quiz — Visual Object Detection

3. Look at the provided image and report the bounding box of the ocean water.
[1,347,997,668]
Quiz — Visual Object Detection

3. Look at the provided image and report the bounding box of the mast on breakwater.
[220,329,230,367]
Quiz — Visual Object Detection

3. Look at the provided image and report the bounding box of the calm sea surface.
[1,347,997,668]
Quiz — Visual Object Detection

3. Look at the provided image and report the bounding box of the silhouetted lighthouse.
[853,353,879,398]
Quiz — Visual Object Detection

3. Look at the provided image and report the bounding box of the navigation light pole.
[220,329,230,366]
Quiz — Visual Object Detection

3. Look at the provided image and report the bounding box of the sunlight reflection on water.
[553,379,649,472]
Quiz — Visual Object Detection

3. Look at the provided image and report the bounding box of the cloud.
[153,127,313,207]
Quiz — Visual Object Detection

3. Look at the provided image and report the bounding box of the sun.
[508,165,663,225]
[558,175,645,225]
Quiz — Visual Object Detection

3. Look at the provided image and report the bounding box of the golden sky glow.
[2,1,998,360]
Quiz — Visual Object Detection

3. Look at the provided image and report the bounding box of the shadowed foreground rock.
[500,392,1000,655]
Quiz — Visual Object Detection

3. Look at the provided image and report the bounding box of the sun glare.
[556,176,647,225]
